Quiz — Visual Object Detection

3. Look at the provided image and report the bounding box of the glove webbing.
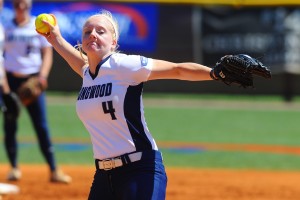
[226,56,271,79]
[222,67,253,88]
[223,56,250,74]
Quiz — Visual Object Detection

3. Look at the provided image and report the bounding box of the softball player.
[42,10,213,199]
[2,0,71,183]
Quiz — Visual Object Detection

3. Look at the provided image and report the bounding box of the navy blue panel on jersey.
[124,83,152,151]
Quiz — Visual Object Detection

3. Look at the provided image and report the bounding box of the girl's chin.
[85,46,99,52]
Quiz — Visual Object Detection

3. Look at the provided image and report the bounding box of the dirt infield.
[1,165,300,200]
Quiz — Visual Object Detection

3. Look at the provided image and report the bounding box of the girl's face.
[82,16,117,58]
[13,0,31,11]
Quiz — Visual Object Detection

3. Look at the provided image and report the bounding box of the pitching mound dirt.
[1,164,300,200]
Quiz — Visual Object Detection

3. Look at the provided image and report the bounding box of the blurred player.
[2,0,71,183]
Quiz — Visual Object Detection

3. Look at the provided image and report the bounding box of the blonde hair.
[98,10,119,44]
[76,10,120,62]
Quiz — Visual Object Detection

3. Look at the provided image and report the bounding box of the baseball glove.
[2,92,21,119]
[210,54,271,88]
[17,76,47,106]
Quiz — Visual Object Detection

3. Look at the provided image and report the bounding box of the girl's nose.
[89,29,97,39]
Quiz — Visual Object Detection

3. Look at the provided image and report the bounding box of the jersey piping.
[89,55,111,79]
[124,83,152,151]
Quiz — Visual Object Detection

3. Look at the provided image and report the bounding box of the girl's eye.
[84,30,91,35]
[83,28,105,36]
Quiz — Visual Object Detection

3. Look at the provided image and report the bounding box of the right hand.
[36,14,62,44]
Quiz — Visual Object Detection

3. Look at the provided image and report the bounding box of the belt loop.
[121,154,130,165]
[95,159,100,169]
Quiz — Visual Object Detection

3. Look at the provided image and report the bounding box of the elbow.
[173,65,191,80]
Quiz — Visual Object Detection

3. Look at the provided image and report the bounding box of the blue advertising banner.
[1,2,158,52]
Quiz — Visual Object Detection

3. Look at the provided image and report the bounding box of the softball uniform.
[77,53,167,200]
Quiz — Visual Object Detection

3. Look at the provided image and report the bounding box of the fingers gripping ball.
[35,13,55,34]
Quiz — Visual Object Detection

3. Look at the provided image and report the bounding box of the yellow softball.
[35,13,55,34]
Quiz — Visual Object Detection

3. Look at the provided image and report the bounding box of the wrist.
[38,74,47,80]
[210,69,218,80]
[38,75,48,90]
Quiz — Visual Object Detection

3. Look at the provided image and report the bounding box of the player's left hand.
[210,54,271,88]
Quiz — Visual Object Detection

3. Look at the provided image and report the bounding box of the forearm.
[39,47,53,78]
[175,63,213,81]
[50,36,87,77]
[149,60,213,81]
[0,68,10,94]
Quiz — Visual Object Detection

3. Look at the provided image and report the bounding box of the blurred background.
[1,0,300,101]
[1,3,300,199]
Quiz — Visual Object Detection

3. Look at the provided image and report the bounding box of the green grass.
[143,92,300,102]
[147,108,300,145]
[161,150,300,170]
[0,93,299,170]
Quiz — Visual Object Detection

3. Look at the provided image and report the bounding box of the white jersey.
[76,53,158,159]
[4,17,51,74]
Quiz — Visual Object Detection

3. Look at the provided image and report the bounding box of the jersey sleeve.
[111,54,153,85]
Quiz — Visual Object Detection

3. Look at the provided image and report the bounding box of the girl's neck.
[88,56,102,75]
[88,52,112,74]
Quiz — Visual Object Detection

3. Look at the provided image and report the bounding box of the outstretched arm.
[148,59,213,81]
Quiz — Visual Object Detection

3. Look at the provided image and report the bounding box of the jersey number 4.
[102,101,117,120]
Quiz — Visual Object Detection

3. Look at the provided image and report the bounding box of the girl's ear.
[112,39,117,49]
